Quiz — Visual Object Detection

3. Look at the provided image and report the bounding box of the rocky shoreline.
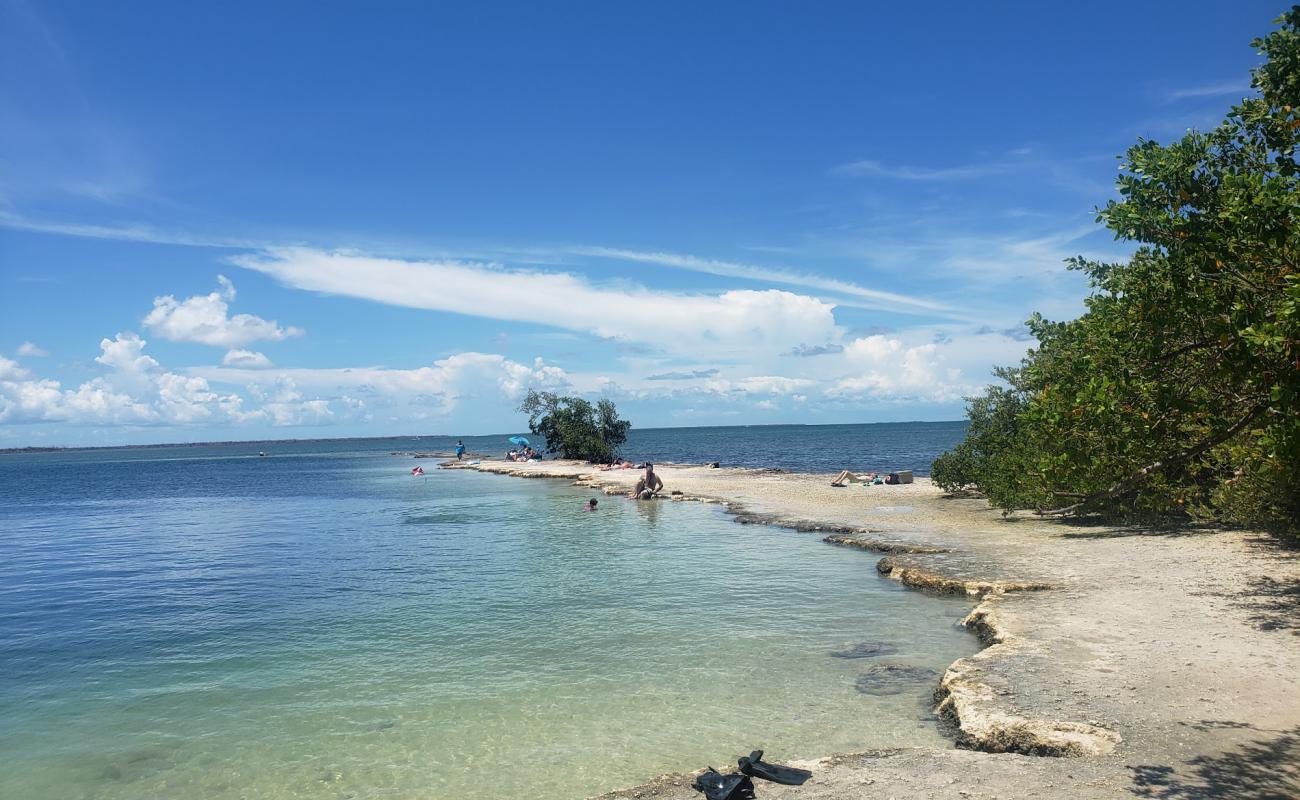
[431,456,1300,799]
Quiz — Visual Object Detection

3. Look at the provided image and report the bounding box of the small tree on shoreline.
[517,390,631,463]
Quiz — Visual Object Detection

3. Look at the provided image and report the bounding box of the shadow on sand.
[1129,725,1300,799]
[1053,517,1225,540]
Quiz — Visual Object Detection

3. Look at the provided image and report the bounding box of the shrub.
[517,390,631,463]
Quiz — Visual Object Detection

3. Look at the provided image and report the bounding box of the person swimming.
[584,498,598,511]
[629,463,664,500]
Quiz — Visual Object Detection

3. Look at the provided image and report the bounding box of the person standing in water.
[455,440,466,460]
[629,463,664,500]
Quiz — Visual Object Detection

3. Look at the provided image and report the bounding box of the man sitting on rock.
[629,463,664,500]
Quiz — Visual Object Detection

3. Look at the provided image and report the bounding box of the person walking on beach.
[629,463,663,500]
[455,440,465,460]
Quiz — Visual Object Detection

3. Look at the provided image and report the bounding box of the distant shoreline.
[0,419,966,455]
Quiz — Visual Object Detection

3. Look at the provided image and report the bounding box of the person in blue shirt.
[455,440,466,460]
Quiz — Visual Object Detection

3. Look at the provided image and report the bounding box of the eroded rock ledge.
[876,556,1054,596]
[936,599,1122,757]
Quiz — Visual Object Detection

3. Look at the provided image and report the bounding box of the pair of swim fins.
[692,750,812,800]
[739,750,812,786]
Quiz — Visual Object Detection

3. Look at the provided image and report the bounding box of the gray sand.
[438,458,1300,799]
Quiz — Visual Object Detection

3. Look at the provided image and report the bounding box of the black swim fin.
[737,750,812,786]
[691,767,756,800]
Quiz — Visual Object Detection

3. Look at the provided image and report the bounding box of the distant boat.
[259,451,267,457]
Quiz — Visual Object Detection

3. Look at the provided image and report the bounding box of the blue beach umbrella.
[508,436,530,447]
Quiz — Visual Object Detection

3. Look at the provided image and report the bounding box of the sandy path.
[432,457,1300,799]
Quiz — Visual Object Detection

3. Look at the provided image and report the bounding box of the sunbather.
[831,470,877,487]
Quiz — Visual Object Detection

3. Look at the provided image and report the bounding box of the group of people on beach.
[506,446,541,462]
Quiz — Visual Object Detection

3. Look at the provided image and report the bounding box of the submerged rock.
[829,641,899,659]
[854,664,939,695]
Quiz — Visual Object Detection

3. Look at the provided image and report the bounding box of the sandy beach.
[439,457,1300,799]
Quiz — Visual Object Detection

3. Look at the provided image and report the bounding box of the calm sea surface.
[0,423,975,799]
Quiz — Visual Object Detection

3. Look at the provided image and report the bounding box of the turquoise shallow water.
[0,445,977,800]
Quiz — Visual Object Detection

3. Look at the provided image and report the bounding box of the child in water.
[584,498,598,511]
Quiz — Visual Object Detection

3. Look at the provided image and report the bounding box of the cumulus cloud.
[16,341,48,357]
[0,355,29,380]
[222,349,273,368]
[143,275,304,348]
[95,332,160,373]
[192,352,571,413]
[231,248,838,358]
[0,333,245,426]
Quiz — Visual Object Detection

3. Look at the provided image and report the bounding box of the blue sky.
[0,0,1281,446]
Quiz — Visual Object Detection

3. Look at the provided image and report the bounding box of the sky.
[0,0,1282,446]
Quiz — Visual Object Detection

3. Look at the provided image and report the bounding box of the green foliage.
[931,367,1031,504]
[935,7,1300,538]
[517,390,631,463]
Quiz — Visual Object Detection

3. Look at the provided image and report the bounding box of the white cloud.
[1,324,1036,437]
[222,349,273,368]
[143,275,304,348]
[231,248,839,358]
[16,341,48,357]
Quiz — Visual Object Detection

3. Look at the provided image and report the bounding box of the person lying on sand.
[831,470,877,487]
[629,463,664,499]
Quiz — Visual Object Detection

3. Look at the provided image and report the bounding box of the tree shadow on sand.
[1052,517,1224,540]
[1232,573,1300,635]
[1129,726,1300,798]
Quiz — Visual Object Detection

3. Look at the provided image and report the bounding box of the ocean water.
[8,420,968,475]
[0,431,977,800]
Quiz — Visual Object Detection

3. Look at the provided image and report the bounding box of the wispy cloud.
[784,343,844,357]
[0,211,259,249]
[645,368,719,381]
[569,245,955,317]
[1164,81,1253,103]
[831,158,1022,181]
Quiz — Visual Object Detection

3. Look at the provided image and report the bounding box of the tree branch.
[1038,402,1269,516]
